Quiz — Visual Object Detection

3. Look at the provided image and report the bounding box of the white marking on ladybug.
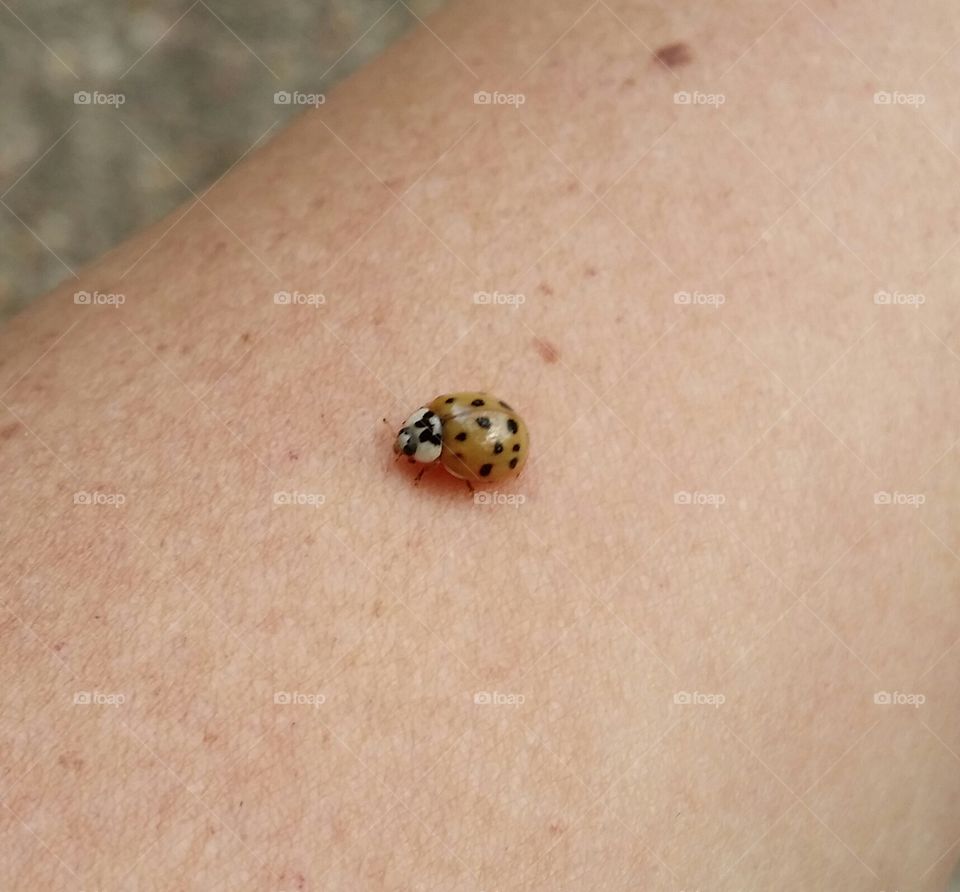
[393,408,442,463]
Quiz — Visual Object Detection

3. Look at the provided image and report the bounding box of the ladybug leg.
[414,466,429,485]
[463,479,475,495]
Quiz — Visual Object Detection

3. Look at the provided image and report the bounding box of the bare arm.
[3,0,960,888]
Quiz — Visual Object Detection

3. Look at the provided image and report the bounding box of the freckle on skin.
[538,282,554,296]
[533,337,560,364]
[58,753,84,771]
[654,42,693,69]
[0,422,20,441]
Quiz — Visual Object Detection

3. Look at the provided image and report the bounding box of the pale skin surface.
[3,0,960,888]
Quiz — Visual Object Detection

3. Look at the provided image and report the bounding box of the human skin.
[3,0,960,888]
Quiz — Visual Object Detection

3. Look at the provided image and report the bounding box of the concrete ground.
[0,0,444,318]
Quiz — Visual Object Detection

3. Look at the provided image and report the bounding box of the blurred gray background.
[0,0,444,319]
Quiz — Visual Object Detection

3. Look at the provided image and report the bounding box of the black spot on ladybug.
[479,463,493,477]
[499,400,513,410]
[456,452,464,458]
[471,398,485,406]
[512,443,521,452]
[445,397,455,403]
[423,410,434,419]
[476,417,491,429]
[507,418,518,434]
[509,457,518,469]
[455,432,467,441]
[494,442,504,454]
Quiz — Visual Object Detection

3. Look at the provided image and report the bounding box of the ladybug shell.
[427,392,529,483]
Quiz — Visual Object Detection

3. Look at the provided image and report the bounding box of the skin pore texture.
[3,0,960,888]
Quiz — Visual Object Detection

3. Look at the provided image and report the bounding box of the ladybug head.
[393,407,443,464]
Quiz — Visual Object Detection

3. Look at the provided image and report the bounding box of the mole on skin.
[533,337,560,364]
[654,42,693,69]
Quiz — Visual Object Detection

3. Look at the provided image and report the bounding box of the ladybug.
[393,392,529,484]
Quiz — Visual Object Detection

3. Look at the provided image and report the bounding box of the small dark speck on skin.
[538,282,555,296]
[288,450,299,461]
[533,337,560,364]
[58,753,84,772]
[0,422,20,441]
[240,332,252,344]
[654,41,693,69]
[584,265,598,278]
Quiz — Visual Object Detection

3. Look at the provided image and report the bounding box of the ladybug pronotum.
[393,392,529,484]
